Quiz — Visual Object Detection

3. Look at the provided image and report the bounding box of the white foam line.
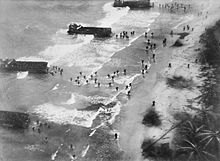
[51,144,63,161]
[173,15,194,29]
[89,123,105,136]
[107,102,121,124]
[66,129,70,133]
[81,145,90,157]
[62,93,76,105]
[128,26,151,45]
[89,129,97,137]
[52,84,59,91]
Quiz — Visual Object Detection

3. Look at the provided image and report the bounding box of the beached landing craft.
[0,111,30,128]
[0,59,49,74]
[67,23,112,38]
[113,0,154,9]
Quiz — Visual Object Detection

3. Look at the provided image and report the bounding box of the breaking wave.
[33,103,101,128]
[98,2,130,27]
[39,34,94,66]
[33,100,122,128]
[62,93,76,105]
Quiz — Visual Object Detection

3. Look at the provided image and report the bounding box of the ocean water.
[0,0,160,160]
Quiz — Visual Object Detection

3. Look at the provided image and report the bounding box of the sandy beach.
[113,0,220,160]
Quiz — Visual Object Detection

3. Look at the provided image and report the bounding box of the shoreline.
[115,0,220,160]
[1,0,220,161]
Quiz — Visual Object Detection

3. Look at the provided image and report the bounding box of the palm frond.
[178,146,194,151]
[199,135,212,143]
[202,150,217,160]
[203,137,214,149]
[196,125,205,132]
[187,151,194,161]
[185,139,196,149]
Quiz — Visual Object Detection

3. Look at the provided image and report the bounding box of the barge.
[0,59,48,74]
[0,110,30,128]
[67,23,112,38]
[113,0,153,9]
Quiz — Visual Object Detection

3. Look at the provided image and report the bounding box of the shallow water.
[0,0,162,160]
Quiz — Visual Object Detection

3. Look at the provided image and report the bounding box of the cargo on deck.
[113,0,153,9]
[67,23,112,38]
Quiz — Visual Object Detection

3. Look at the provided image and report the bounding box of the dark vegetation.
[166,75,194,89]
[142,107,220,161]
[142,140,172,159]
[142,108,161,127]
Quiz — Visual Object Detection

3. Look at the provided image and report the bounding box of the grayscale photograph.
[0,0,220,160]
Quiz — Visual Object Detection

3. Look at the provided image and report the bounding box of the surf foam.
[62,93,76,105]
[52,84,59,90]
[81,145,90,157]
[17,71,28,79]
[39,35,94,66]
[33,103,102,128]
[98,2,130,27]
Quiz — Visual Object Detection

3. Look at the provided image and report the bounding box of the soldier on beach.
[141,60,145,69]
[151,33,154,38]
[60,69,63,75]
[163,38,167,47]
[152,101,155,106]
[114,133,118,140]
[146,46,149,53]
[168,63,172,68]
[141,69,145,75]
[145,32,148,37]
[127,91,131,97]
[195,59,198,63]
[170,30,173,37]
[124,69,127,75]
[153,53,156,62]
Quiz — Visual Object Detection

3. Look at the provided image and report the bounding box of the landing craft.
[0,59,49,74]
[0,110,30,129]
[67,23,112,38]
[113,0,154,9]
